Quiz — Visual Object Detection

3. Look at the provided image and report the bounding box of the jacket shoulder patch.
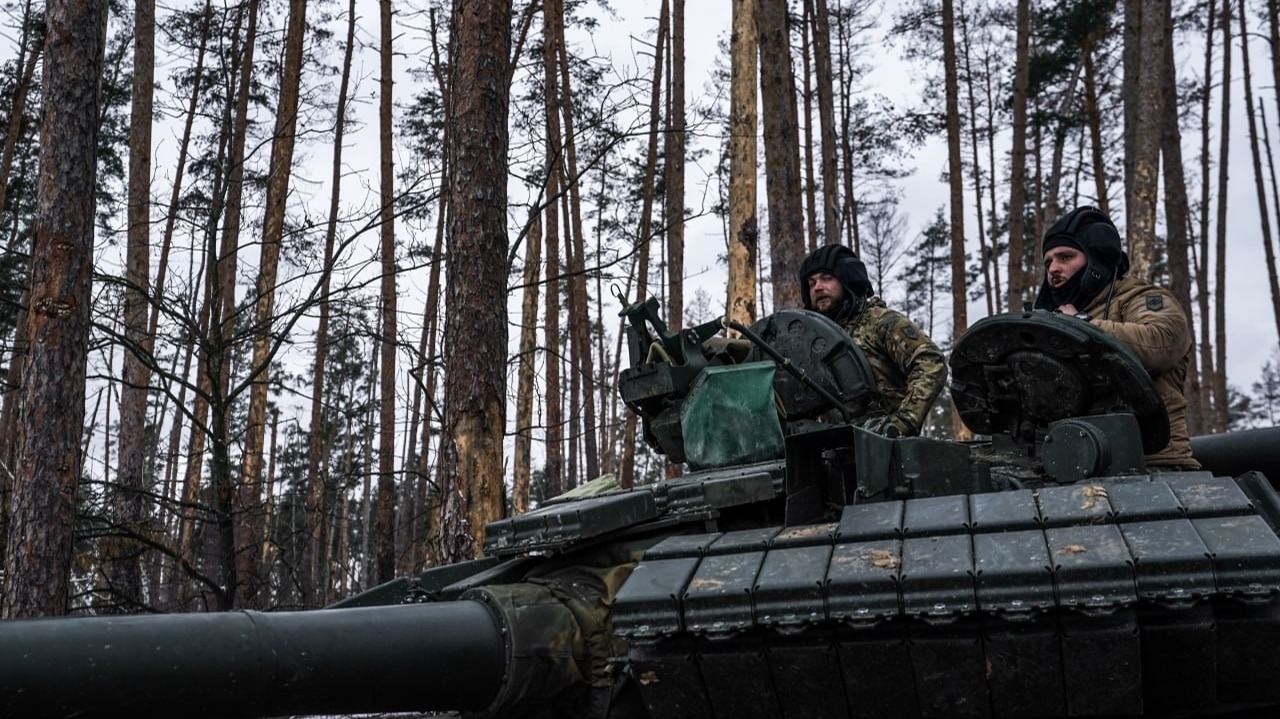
[1145,294,1164,311]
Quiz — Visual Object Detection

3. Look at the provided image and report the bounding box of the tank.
[4,301,1280,719]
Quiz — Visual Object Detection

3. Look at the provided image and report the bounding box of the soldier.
[1034,206,1200,469]
[799,244,947,436]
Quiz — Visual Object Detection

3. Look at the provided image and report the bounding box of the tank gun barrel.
[0,600,505,718]
[1191,425,1280,481]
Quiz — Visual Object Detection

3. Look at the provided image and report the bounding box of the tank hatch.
[743,309,877,422]
[950,310,1170,454]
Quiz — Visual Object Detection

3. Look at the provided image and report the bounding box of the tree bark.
[1,0,107,618]
[980,32,1004,312]
[202,0,260,611]
[1269,0,1280,126]
[942,0,967,343]
[1239,3,1280,343]
[1213,0,1232,431]
[237,0,308,609]
[1159,0,1196,432]
[541,0,565,498]
[757,0,805,312]
[513,215,542,514]
[800,2,819,254]
[553,7,600,483]
[103,0,157,613]
[1006,0,1031,311]
[1194,0,1218,434]
[439,0,511,560]
[1124,0,1165,279]
[0,0,41,221]
[302,0,357,605]
[1082,33,1110,214]
[374,0,399,582]
[727,0,759,329]
[619,1,668,490]
[666,0,686,331]
[812,0,839,245]
[959,11,993,317]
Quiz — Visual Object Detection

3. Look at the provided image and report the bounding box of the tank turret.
[4,304,1280,719]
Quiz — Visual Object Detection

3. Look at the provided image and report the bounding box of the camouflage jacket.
[838,298,947,435]
[1081,274,1200,469]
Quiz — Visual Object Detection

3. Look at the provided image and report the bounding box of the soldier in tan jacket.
[1034,207,1200,469]
[799,244,947,437]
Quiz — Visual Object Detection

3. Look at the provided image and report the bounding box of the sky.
[72,0,1278,485]
[581,1,1280,394]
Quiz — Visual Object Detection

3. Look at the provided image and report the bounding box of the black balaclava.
[1033,206,1130,313]
[799,244,874,321]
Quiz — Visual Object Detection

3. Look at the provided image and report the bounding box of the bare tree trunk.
[1006,0,1031,311]
[1,0,107,618]
[800,1,819,254]
[662,0,687,482]
[260,406,279,583]
[541,0,565,498]
[145,8,212,573]
[177,267,216,610]
[942,0,967,345]
[1213,0,1232,431]
[979,36,1004,313]
[237,0,309,609]
[758,0,805,311]
[98,0,157,613]
[154,312,196,610]
[727,0,759,328]
[666,0,686,330]
[553,10,600,483]
[960,11,993,316]
[204,0,260,612]
[439,0,511,561]
[1239,4,1280,342]
[1269,0,1280,124]
[1124,0,1165,279]
[1082,33,1110,214]
[1262,104,1280,348]
[0,0,41,220]
[1160,0,1196,432]
[0,298,26,564]
[418,9,452,569]
[302,0,356,605]
[812,0,839,245]
[619,1,669,490]
[373,0,399,583]
[594,159,618,478]
[359,342,378,591]
[513,216,542,514]
[1195,0,1218,433]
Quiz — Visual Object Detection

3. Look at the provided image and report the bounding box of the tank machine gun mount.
[4,306,1280,719]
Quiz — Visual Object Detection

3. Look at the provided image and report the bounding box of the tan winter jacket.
[1080,273,1200,469]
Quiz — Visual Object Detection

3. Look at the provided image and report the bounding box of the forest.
[1,0,1279,618]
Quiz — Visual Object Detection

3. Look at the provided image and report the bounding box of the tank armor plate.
[613,473,1280,717]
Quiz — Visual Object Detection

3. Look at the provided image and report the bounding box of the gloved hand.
[859,414,904,438]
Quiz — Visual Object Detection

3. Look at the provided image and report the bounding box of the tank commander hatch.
[1034,206,1200,470]
[799,244,947,437]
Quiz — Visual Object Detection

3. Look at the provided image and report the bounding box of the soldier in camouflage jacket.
[799,245,947,436]
[1035,207,1200,469]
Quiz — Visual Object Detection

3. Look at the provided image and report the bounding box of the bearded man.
[799,244,946,437]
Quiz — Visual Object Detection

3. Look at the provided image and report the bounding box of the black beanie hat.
[1034,207,1130,312]
[799,244,874,317]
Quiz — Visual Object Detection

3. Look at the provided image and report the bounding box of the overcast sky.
[581,2,1280,392]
